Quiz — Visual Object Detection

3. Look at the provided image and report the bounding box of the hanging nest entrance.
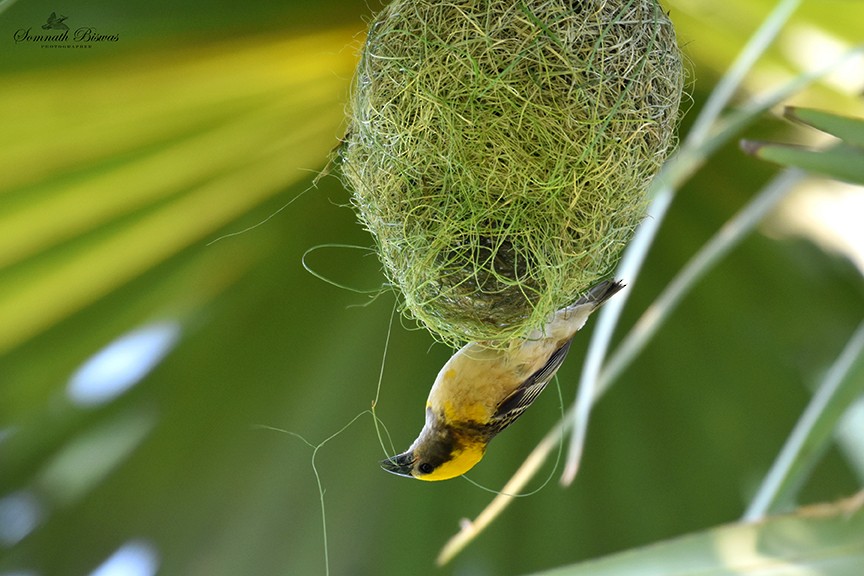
[340,0,684,346]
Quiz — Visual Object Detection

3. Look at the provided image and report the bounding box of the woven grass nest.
[341,0,684,346]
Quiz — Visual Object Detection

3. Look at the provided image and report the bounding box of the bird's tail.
[576,278,626,310]
[530,279,625,341]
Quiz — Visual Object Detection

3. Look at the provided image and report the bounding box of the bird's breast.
[428,355,535,425]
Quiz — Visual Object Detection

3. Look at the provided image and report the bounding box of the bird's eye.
[418,462,434,475]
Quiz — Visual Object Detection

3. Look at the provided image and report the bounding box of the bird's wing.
[488,339,572,434]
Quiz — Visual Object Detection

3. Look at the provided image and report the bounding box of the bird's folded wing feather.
[488,339,573,434]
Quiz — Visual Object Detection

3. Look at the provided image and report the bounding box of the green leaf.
[0,28,357,354]
[785,107,864,148]
[528,493,864,576]
[741,108,864,185]
[742,141,864,185]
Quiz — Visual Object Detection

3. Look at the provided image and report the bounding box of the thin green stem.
[561,186,675,483]
[600,168,804,393]
[372,301,400,458]
[685,0,803,148]
[743,321,864,521]
[257,412,370,576]
[301,244,386,295]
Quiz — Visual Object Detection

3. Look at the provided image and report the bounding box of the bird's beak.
[379,452,414,478]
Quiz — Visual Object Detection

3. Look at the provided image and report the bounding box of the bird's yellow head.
[380,413,488,481]
[380,443,485,481]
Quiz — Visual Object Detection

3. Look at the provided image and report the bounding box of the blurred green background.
[1,1,862,575]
